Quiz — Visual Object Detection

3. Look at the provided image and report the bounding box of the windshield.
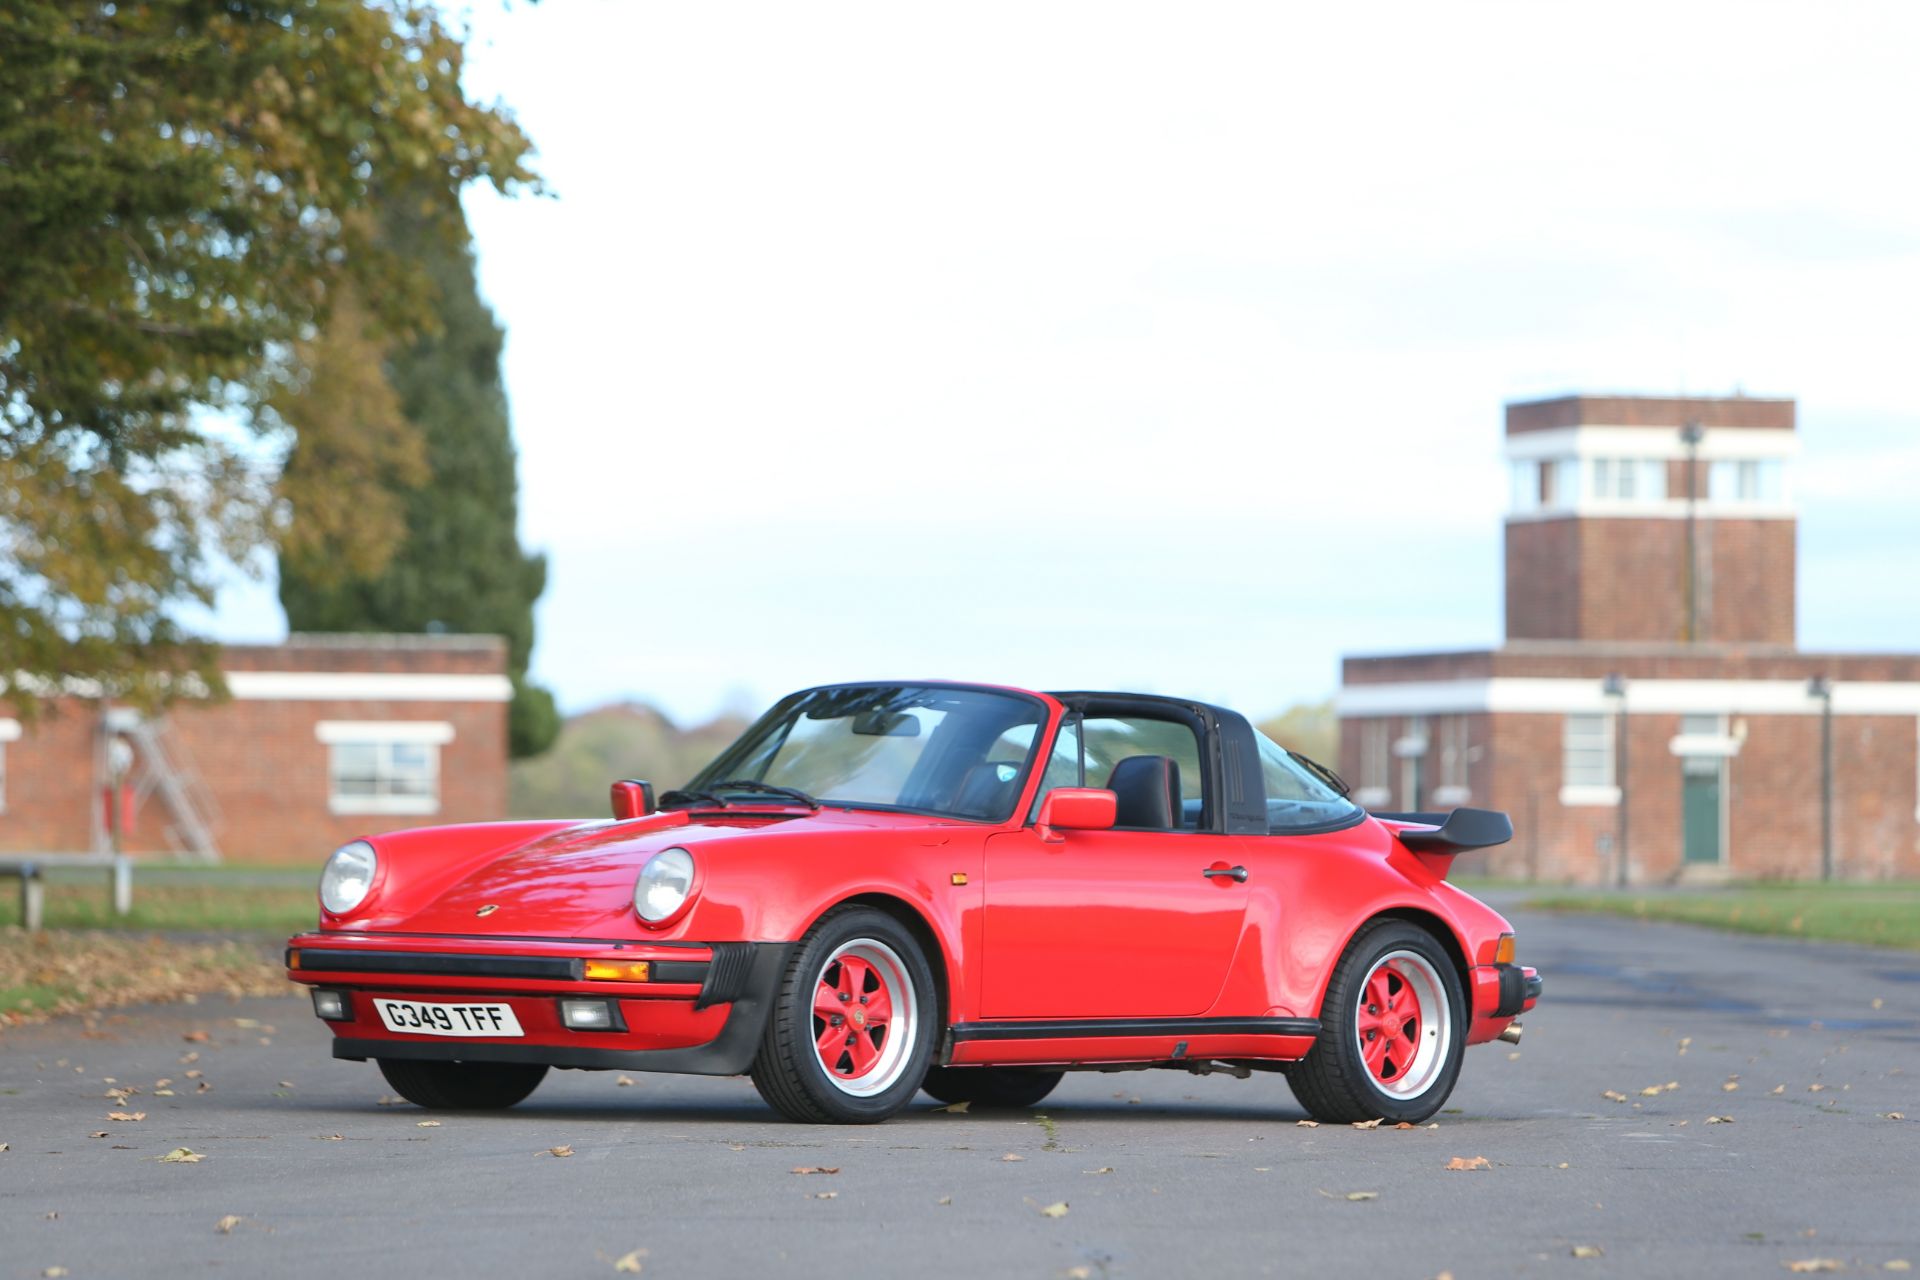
[684,685,1048,822]
[1255,728,1364,832]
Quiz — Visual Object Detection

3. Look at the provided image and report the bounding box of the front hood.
[384,807,965,938]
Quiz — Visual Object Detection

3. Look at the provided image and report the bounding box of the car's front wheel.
[376,1059,549,1110]
[750,907,938,1123]
[921,1066,1063,1110]
[1286,919,1465,1125]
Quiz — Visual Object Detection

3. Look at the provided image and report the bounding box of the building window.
[315,721,454,816]
[1590,458,1667,502]
[1561,712,1619,806]
[1355,720,1391,809]
[1708,458,1785,504]
[1434,716,1473,806]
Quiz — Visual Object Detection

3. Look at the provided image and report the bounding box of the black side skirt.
[949,1016,1321,1042]
[330,942,793,1077]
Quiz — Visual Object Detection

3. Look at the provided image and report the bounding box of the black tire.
[750,906,939,1124]
[376,1058,549,1110]
[921,1066,1064,1110]
[1286,919,1466,1125]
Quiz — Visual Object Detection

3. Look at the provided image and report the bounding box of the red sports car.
[286,682,1540,1124]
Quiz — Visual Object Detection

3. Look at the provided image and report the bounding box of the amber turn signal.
[1495,933,1516,966]
[583,959,652,982]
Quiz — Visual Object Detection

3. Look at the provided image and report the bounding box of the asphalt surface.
[2,905,1916,1279]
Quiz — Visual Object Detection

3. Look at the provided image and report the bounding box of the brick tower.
[1503,394,1798,645]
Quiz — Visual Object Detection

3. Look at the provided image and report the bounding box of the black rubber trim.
[297,950,583,981]
[330,942,795,1077]
[649,960,712,984]
[300,931,708,949]
[1492,964,1543,1017]
[696,942,755,1010]
[949,1016,1320,1042]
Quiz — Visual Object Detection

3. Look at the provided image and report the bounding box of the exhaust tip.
[1497,1021,1524,1046]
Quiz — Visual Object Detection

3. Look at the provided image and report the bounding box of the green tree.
[279,189,559,757]
[1257,697,1337,766]
[0,1,534,715]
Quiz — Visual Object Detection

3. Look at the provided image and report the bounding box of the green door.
[1682,761,1721,864]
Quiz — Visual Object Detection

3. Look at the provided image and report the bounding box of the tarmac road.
[2,904,1915,1279]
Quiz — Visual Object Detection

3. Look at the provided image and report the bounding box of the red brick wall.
[1507,395,1795,434]
[0,637,511,865]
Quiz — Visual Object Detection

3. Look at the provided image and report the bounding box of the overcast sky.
[207,2,1920,725]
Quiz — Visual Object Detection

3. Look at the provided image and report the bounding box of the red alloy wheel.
[808,939,917,1097]
[1350,948,1452,1099]
[1356,963,1424,1086]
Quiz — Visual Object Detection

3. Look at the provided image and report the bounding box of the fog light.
[311,989,349,1021]
[559,999,622,1031]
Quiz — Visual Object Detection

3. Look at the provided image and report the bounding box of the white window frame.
[1433,715,1473,807]
[316,721,453,816]
[1561,712,1619,806]
[0,718,18,813]
[1355,719,1391,809]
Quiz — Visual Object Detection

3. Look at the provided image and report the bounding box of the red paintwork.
[287,684,1535,1076]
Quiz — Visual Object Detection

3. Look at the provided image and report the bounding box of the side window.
[1083,715,1205,829]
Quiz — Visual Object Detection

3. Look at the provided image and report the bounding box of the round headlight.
[634,847,696,925]
[320,840,378,915]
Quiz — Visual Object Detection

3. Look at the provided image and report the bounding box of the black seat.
[1105,755,1181,830]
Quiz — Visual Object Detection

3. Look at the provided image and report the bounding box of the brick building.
[0,635,511,865]
[1337,394,1920,883]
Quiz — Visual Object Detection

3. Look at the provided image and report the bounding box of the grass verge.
[1525,883,1920,950]
[0,880,317,933]
[0,929,296,1027]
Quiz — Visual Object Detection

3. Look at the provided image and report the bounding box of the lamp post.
[1603,673,1629,887]
[1808,675,1834,881]
[1680,421,1705,643]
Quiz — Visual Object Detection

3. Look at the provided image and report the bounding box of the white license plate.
[374,998,523,1038]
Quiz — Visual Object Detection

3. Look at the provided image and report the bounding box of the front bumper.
[286,933,794,1076]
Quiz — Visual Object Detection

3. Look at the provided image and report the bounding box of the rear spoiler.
[1372,807,1514,858]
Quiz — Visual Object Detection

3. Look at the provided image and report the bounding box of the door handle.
[1202,865,1249,883]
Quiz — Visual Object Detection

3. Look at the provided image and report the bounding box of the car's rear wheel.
[921,1066,1063,1110]
[376,1059,549,1110]
[750,907,938,1123]
[1286,919,1465,1125]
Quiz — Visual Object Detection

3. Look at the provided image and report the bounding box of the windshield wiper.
[658,788,728,809]
[1288,751,1353,799]
[708,778,822,810]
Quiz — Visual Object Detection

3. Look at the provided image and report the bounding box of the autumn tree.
[279,189,560,758]
[0,1,535,714]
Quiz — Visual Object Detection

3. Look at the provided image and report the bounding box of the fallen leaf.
[790,1166,840,1175]
[1884,1262,1911,1272]
[376,1095,408,1107]
[1808,1084,1826,1093]
[937,1196,952,1205]
[1296,1119,1320,1128]
[318,1134,344,1141]
[1039,1201,1070,1218]
[1887,1113,1906,1121]
[277,1081,294,1089]
[1558,1163,1570,1169]
[1772,1086,1786,1095]
[184,1070,203,1079]
[1345,1191,1379,1201]
[43,1268,69,1279]
[106,1111,145,1122]
[549,1146,574,1158]
[1066,1269,1093,1280]
[416,1120,441,1128]
[810,1191,838,1200]
[1001,1153,1025,1162]
[1084,1167,1115,1175]
[1707,1115,1735,1124]
[159,1147,205,1163]
[1352,1118,1383,1130]
[1723,1082,1741,1092]
[1784,1261,1844,1274]
[154,1090,175,1097]
[613,1249,645,1273]
[179,1052,200,1065]
[89,1131,109,1139]
[616,1076,636,1087]
[196,1082,212,1094]
[1394,1122,1417,1130]
[935,1101,971,1114]
[232,1017,261,1028]
[154,1079,172,1089]
[182,1031,209,1043]
[1444,1156,1492,1171]
[216,1215,243,1234]
[1872,997,1885,1010]
[1572,1245,1605,1259]
[1679,1037,1692,1054]
[1602,1090,1629,1103]
[0,1143,8,1152]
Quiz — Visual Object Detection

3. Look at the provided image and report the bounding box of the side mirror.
[1036,787,1117,843]
[610,779,657,821]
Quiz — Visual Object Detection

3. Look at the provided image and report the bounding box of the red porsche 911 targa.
[287,682,1540,1124]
